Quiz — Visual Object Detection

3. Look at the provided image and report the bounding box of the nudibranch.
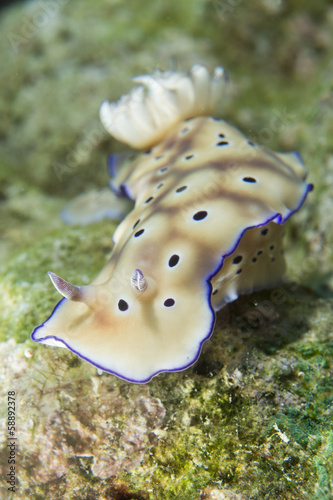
[32,64,312,383]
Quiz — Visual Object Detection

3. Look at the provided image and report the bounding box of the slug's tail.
[99,64,227,150]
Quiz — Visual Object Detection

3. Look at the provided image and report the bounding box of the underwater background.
[0,0,332,498]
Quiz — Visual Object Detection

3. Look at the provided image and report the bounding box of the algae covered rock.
[0,339,165,495]
[0,0,333,498]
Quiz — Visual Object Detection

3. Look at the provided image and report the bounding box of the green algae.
[0,220,117,343]
[115,294,332,499]
[314,433,333,500]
